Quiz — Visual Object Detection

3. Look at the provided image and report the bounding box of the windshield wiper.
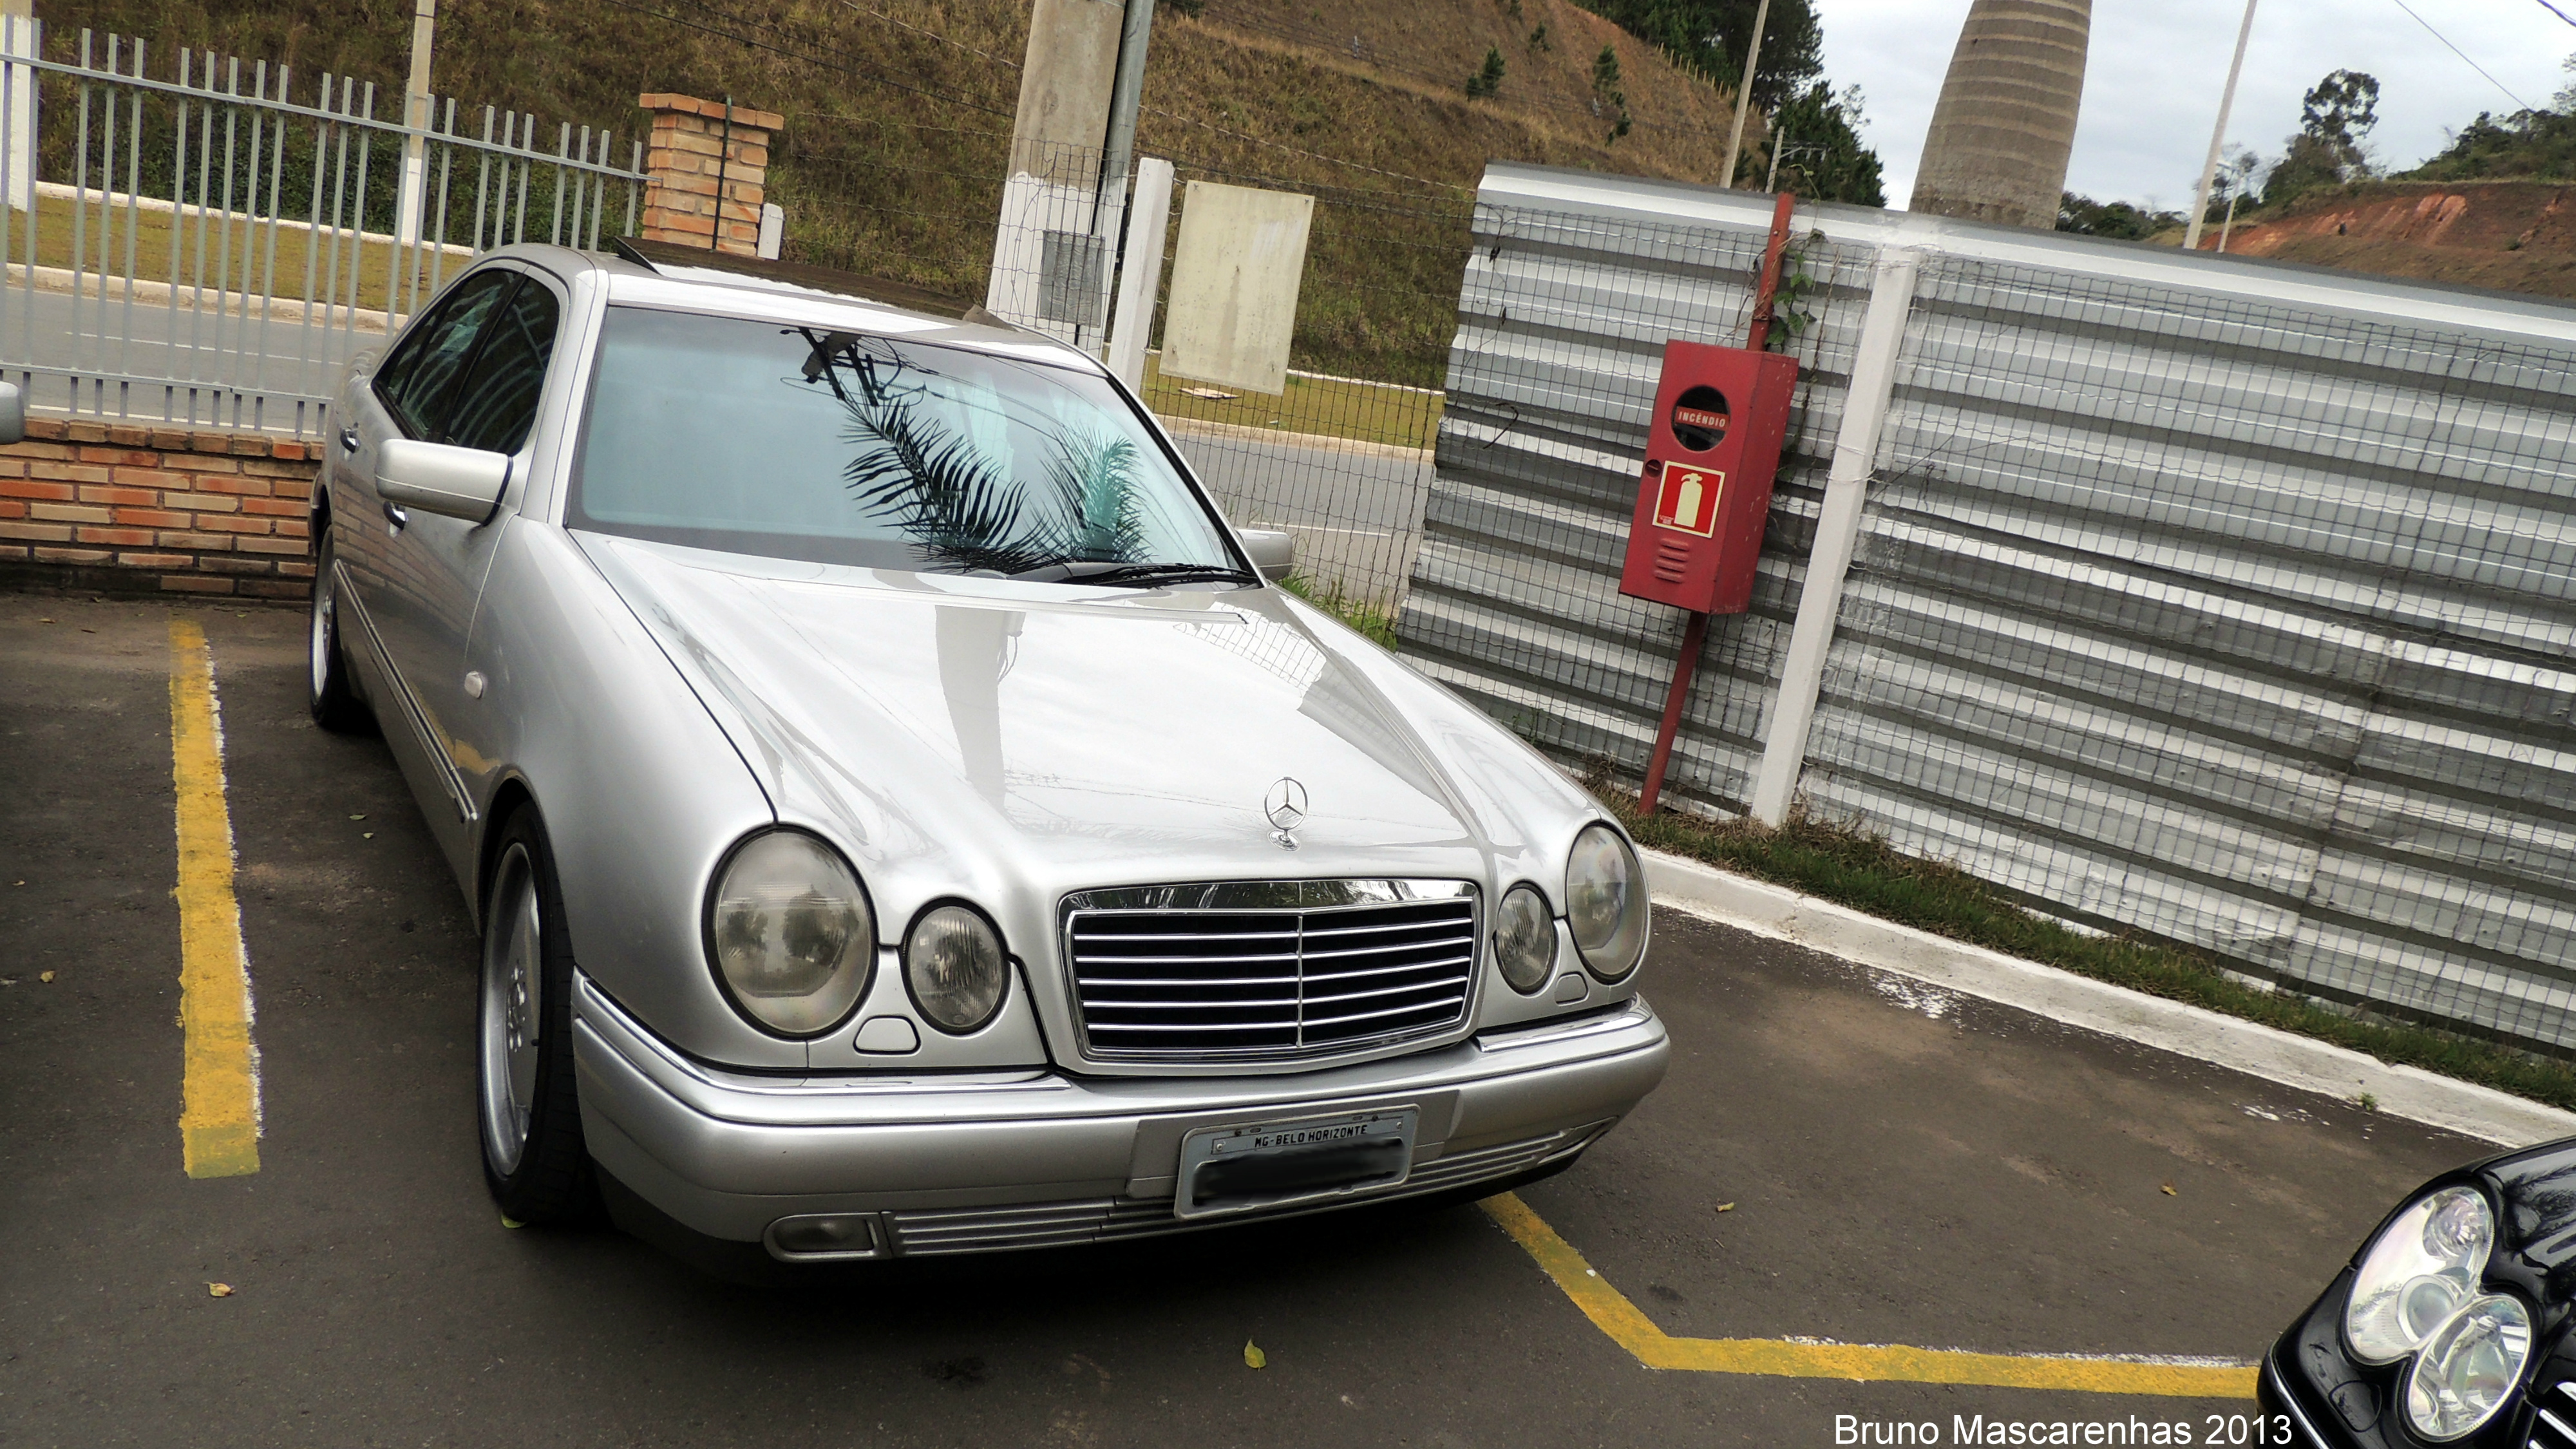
[1051,561,1260,589]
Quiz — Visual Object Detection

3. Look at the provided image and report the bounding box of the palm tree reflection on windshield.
[799,329,1145,576]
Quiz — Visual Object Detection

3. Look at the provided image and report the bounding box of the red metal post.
[1636,191,1796,814]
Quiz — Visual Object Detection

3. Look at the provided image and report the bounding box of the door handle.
[339,425,360,453]
[383,500,408,533]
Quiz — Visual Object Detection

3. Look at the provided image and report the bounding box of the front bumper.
[571,972,1671,1252]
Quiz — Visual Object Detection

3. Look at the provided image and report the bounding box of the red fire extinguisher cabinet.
[1616,339,1799,616]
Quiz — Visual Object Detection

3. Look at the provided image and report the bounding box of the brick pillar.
[636,93,782,256]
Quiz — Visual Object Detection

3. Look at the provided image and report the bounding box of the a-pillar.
[636,93,781,256]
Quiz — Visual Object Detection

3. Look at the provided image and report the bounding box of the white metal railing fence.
[0,19,649,438]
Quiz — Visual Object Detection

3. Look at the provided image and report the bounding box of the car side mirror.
[377,437,511,524]
[1240,527,1296,583]
[0,381,24,446]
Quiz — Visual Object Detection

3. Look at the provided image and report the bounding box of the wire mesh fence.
[1416,163,2576,1058]
[0,18,647,438]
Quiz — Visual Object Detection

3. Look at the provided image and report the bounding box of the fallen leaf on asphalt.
[1715,1202,1735,1213]
[2160,1182,2177,1197]
[348,814,366,820]
[37,618,52,624]
[207,1283,234,1298]
[362,832,375,839]
[38,971,53,983]
[502,1215,525,1229]
[1243,1341,1267,1370]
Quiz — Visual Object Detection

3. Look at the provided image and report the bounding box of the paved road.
[1,284,366,399]
[1171,425,1431,605]
[1,596,2498,1448]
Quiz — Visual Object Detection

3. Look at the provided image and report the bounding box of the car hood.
[573,535,1563,915]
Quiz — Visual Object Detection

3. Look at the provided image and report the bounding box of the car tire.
[478,808,597,1226]
[307,528,374,734]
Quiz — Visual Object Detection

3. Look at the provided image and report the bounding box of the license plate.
[1174,1107,1419,1220]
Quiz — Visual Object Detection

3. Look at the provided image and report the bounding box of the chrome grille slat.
[1065,883,1479,1062]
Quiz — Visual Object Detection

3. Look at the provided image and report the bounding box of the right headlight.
[2405,1293,2532,1442]
[1493,884,1557,994]
[2345,1185,2495,1365]
[905,904,1010,1034]
[1566,822,1647,981]
[705,830,876,1037]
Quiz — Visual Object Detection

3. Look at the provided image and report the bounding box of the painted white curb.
[1645,848,2576,1149]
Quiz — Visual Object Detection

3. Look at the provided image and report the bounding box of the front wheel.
[478,809,595,1224]
[307,527,373,734]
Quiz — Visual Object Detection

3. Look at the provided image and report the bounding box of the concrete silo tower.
[1909,0,2092,228]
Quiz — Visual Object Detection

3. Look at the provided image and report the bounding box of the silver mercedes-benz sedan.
[308,240,1669,1262]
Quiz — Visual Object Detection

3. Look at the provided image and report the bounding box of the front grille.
[1063,880,1479,1061]
[2530,1380,2576,1448]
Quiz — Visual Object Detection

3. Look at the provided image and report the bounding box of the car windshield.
[567,305,1244,581]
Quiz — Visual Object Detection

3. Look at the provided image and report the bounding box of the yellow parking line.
[169,618,261,1179]
[1481,1193,2257,1398]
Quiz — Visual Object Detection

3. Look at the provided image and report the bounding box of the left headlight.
[1566,822,1648,981]
[705,830,875,1036]
[905,904,1010,1034]
[2405,1293,2533,1442]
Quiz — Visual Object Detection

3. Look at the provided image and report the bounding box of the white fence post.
[1,6,35,214]
[1747,246,1922,826]
[1105,156,1172,393]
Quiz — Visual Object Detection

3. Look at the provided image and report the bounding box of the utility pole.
[395,0,436,248]
[1716,0,1771,190]
[1090,0,1156,352]
[2184,0,2257,252]
[988,0,1126,346]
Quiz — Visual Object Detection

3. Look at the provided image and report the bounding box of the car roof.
[486,239,1104,372]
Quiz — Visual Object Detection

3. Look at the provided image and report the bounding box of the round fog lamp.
[1494,884,1557,994]
[2345,1186,2494,1365]
[905,904,1009,1033]
[2404,1293,2532,1441]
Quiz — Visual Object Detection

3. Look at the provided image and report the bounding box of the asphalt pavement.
[0,591,2492,1448]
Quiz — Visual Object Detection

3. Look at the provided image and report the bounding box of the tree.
[1592,45,1632,140]
[2266,69,2378,205]
[2058,193,2182,240]
[1567,0,1823,113]
[1466,46,1508,100]
[1765,83,1882,205]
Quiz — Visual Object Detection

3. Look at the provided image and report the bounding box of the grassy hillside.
[30,0,1755,384]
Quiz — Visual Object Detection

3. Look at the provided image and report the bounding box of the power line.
[2533,0,2576,28]
[2387,0,2535,113]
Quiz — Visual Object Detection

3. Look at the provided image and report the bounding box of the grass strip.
[1598,783,2576,1115]
[1280,571,1397,647]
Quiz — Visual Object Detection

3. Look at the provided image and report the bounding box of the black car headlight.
[2342,1184,2531,1443]
[705,829,876,1036]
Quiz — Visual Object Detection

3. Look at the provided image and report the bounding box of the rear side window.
[439,280,560,455]
[373,270,518,438]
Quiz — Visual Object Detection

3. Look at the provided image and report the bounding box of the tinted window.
[568,307,1239,578]
[373,270,518,437]
[440,279,559,454]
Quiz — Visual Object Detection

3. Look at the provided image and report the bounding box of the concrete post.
[989,0,1124,344]
[1105,156,1173,392]
[1747,248,1921,827]
[394,0,436,247]
[1908,0,2090,229]
[0,0,35,215]
[636,94,780,256]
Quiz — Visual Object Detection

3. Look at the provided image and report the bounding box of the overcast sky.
[1812,0,2576,211]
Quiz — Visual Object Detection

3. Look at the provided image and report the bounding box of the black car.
[2262,1139,2576,1446]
